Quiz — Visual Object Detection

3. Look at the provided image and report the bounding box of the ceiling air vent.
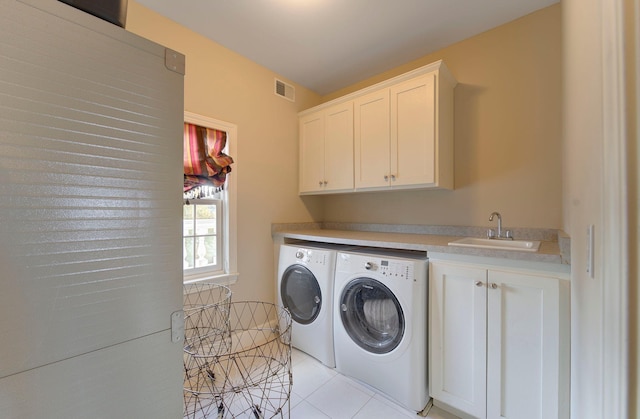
[275,78,295,102]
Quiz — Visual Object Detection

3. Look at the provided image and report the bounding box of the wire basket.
[183,283,233,356]
[183,301,293,418]
[184,282,233,313]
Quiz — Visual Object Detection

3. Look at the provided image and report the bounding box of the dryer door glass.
[339,277,404,354]
[280,265,322,325]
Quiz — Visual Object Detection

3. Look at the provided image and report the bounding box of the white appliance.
[333,249,429,412]
[277,243,338,367]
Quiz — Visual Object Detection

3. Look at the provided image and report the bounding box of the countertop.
[272,223,571,269]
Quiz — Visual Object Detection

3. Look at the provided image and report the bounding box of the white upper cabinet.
[355,72,449,190]
[353,88,390,189]
[299,102,354,194]
[391,74,437,187]
[299,60,456,195]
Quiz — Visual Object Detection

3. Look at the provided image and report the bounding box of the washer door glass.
[339,277,404,354]
[280,265,322,325]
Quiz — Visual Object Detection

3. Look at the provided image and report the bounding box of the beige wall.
[124,3,640,412]
[126,3,561,303]
[321,5,562,229]
[126,1,323,302]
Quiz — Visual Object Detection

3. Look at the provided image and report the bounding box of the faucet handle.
[504,230,513,240]
[487,229,496,239]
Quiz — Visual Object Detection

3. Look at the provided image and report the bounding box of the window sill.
[183,272,239,286]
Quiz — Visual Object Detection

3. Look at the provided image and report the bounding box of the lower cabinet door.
[486,270,561,419]
[429,261,487,418]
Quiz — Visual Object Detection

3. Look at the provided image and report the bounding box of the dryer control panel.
[366,259,414,281]
[381,259,414,281]
[337,250,426,283]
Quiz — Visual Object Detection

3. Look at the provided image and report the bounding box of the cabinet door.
[390,73,436,188]
[429,262,487,418]
[354,88,390,189]
[324,102,354,191]
[486,271,560,419]
[299,111,326,193]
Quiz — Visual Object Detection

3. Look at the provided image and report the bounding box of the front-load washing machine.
[333,248,429,412]
[278,243,338,367]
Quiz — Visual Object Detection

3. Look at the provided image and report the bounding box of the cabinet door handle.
[475,281,483,287]
[319,181,323,186]
[323,180,328,185]
[391,174,396,181]
[490,283,498,289]
[384,175,389,181]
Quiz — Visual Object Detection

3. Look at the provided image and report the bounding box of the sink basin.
[448,237,541,252]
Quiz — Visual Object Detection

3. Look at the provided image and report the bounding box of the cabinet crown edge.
[299,59,457,117]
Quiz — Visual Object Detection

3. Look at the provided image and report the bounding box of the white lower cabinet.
[429,259,569,419]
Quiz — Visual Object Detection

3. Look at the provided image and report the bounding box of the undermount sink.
[448,237,541,252]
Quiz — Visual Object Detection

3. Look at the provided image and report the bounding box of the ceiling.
[135,0,558,96]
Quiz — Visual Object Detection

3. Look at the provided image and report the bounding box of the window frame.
[182,112,238,285]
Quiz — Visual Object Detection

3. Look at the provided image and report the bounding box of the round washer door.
[339,277,404,354]
[280,264,322,325]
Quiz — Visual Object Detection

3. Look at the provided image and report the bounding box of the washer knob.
[364,262,376,271]
[295,250,304,259]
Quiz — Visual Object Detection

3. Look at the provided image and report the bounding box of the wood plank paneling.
[0,0,183,389]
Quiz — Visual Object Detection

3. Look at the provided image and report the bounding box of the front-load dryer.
[278,243,338,367]
[333,248,429,412]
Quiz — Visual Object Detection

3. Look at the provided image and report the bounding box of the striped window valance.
[183,123,233,199]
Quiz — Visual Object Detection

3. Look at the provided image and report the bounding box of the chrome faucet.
[488,212,513,240]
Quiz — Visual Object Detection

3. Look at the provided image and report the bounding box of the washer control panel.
[295,248,328,266]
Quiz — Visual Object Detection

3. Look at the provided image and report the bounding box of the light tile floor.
[288,348,459,419]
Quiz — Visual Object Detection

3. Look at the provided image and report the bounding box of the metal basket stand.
[183,283,233,417]
[183,300,292,418]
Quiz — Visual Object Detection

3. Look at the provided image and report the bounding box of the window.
[183,199,222,272]
[183,112,237,285]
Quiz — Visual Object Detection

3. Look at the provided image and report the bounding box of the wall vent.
[274,78,295,102]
